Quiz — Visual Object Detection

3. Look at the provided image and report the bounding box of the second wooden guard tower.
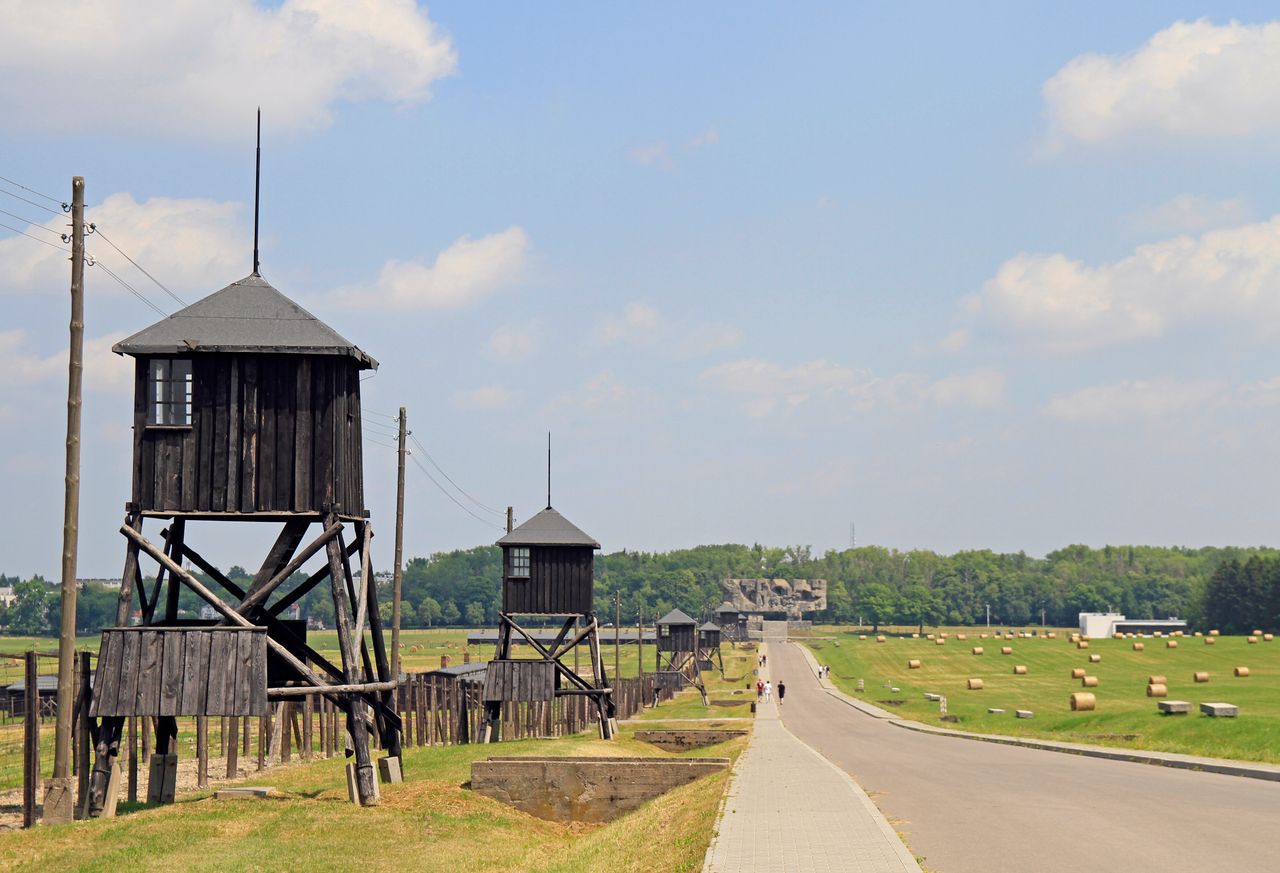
[86,271,401,812]
[655,609,707,705]
[715,601,745,643]
[481,506,616,741]
[697,621,724,674]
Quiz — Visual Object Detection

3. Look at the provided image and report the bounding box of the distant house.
[0,587,15,608]
[1079,612,1187,637]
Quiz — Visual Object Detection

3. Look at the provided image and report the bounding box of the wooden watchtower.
[86,271,401,811]
[715,601,744,643]
[697,621,724,674]
[481,506,615,741]
[655,609,706,705]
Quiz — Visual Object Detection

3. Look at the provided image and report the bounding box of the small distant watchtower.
[655,609,706,704]
[481,506,615,741]
[698,621,724,674]
[715,601,744,643]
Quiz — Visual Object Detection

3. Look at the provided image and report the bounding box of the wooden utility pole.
[637,606,644,677]
[506,506,513,534]
[614,591,620,681]
[47,176,85,824]
[391,407,407,678]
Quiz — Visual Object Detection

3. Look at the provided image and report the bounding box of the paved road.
[769,637,1280,873]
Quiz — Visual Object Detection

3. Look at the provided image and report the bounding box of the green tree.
[10,577,54,635]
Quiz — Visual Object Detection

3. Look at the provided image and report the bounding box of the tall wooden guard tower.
[715,602,745,643]
[697,621,724,674]
[655,609,707,705]
[85,270,401,812]
[481,506,615,741]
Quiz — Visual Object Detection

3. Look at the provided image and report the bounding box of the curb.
[795,642,1280,784]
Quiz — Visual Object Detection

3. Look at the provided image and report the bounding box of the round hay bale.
[1071,668,1086,679]
[1077,641,1090,649]
[926,633,935,640]
[1001,646,1013,655]
[972,647,984,655]
[1153,631,1163,638]
[1113,633,1125,640]
[1013,665,1028,675]
[876,635,887,642]
[1204,637,1216,646]
[980,633,989,638]
[1089,654,1102,663]
[1247,636,1258,644]
[1047,632,1057,639]
[1148,675,1167,685]
[1005,634,1015,640]
[1234,666,1250,677]
[1209,629,1221,636]
[935,638,946,645]
[911,633,919,639]
[1070,692,1096,711]
[1081,675,1099,687]
[1253,629,1263,636]
[1147,683,1168,697]
[967,678,984,690]
[1266,634,1274,642]
[858,634,867,640]
[956,633,967,640]
[1166,640,1178,649]
[1193,671,1210,683]
[907,659,922,669]
[940,632,949,639]
[1132,642,1145,651]
[1193,631,1202,637]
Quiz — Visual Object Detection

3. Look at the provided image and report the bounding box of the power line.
[0,173,62,207]
[408,452,502,530]
[0,186,62,215]
[0,207,62,234]
[365,437,398,451]
[0,219,68,251]
[409,433,504,517]
[91,259,169,318]
[90,224,187,309]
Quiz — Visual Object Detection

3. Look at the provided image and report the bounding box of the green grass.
[805,629,1280,763]
[633,644,758,722]
[0,723,747,872]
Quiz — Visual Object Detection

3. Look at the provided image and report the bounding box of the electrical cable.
[409,432,504,516]
[90,225,188,308]
[408,452,502,530]
[0,207,62,235]
[0,219,67,251]
[91,259,169,318]
[0,186,62,215]
[0,173,62,206]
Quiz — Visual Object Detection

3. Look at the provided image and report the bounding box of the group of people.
[817,664,830,679]
[755,678,786,706]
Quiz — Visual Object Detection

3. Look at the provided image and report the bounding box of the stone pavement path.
[702,643,922,873]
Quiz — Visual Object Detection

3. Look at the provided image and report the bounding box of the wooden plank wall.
[481,660,555,702]
[132,354,365,515]
[90,628,269,717]
[502,546,594,614]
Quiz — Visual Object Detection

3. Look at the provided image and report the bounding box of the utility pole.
[614,591,621,681]
[986,603,990,628]
[637,606,644,677]
[391,407,407,679]
[506,506,513,534]
[48,176,85,824]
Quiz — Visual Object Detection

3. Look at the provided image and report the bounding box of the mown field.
[804,628,1280,763]
[0,719,747,873]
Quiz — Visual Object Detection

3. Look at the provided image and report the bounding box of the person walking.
[778,682,786,707]
[764,680,772,703]
[756,679,763,700]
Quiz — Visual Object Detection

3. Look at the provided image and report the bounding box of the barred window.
[148,359,192,426]
[660,624,670,638]
[510,547,530,578]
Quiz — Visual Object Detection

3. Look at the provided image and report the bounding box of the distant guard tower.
[697,621,724,674]
[715,601,744,643]
[482,505,615,741]
[655,609,707,705]
[86,119,400,812]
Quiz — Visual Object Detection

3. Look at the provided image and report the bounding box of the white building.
[1079,612,1187,637]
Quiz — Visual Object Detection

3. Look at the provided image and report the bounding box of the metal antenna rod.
[253,108,261,276]
[546,432,552,509]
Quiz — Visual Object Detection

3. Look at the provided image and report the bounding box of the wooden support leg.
[87,716,123,817]
[327,522,377,805]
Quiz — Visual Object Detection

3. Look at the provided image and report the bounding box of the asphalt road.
[769,637,1280,873]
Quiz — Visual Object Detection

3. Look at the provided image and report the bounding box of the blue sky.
[4,2,1280,577]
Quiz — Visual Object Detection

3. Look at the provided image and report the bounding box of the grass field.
[0,720,746,872]
[633,643,759,722]
[804,628,1280,763]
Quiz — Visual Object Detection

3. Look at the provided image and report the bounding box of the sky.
[4,2,1280,578]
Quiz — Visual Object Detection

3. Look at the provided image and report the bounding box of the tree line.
[3,542,1279,636]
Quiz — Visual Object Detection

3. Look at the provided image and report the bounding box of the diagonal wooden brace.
[235,522,343,616]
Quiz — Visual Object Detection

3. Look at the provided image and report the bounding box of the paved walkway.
[702,642,922,873]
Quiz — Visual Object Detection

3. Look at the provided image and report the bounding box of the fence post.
[196,716,209,788]
[22,652,39,828]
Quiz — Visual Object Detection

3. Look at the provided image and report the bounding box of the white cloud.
[1043,19,1280,147]
[335,226,530,311]
[628,142,672,170]
[452,385,511,411]
[700,358,1004,418]
[0,330,133,393]
[1048,376,1280,422]
[973,216,1280,350]
[689,127,720,148]
[1132,194,1252,236]
[0,0,456,139]
[0,192,246,298]
[487,323,539,362]
[595,302,662,346]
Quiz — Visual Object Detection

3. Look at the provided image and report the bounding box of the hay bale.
[926,633,935,640]
[972,647,984,655]
[967,678,984,690]
[1146,683,1168,697]
[1077,641,1090,649]
[1194,671,1210,683]
[1266,634,1274,642]
[1148,675,1167,685]
[1071,668,1086,679]
[1013,665,1028,675]
[1089,654,1102,663]
[1204,637,1216,646]
[1247,636,1258,644]
[858,634,867,640]
[1167,640,1178,648]
[935,638,946,646]
[956,633,967,640]
[1081,675,1099,687]
[911,633,919,639]
[876,635,886,643]
[1193,631,1202,637]
[1234,666,1250,677]
[1209,629,1221,636]
[1070,692,1096,711]
[1132,642,1145,651]
[1253,630,1263,636]
[1046,632,1057,639]
[979,633,989,638]
[1113,633,1125,640]
[907,659,922,669]
[1001,646,1013,655]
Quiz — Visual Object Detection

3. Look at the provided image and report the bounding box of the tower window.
[148,359,192,426]
[510,547,530,578]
